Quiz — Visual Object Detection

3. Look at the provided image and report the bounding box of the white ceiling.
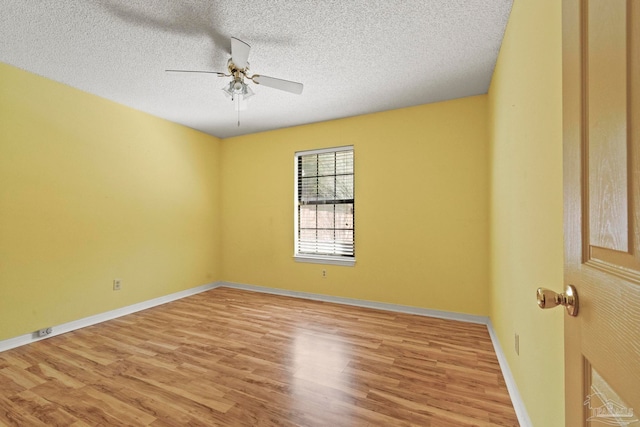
[0,1,513,139]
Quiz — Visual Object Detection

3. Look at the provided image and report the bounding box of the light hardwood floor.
[0,287,519,426]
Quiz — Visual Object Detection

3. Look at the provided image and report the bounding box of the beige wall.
[221,96,491,316]
[0,62,223,340]
[488,0,565,425]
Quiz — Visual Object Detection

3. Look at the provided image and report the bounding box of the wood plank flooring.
[0,287,519,426]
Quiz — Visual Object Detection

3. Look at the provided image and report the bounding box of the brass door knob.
[536,285,579,316]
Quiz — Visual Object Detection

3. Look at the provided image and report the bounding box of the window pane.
[335,151,353,175]
[335,230,353,244]
[316,205,335,229]
[299,205,317,228]
[335,204,353,229]
[301,155,317,177]
[299,230,318,254]
[335,175,353,199]
[335,230,354,256]
[318,153,335,175]
[301,177,318,202]
[318,229,334,240]
[318,176,335,200]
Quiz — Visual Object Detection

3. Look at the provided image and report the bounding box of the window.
[294,146,355,266]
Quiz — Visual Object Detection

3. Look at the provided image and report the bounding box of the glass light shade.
[221,81,235,98]
[243,85,254,100]
[222,79,254,102]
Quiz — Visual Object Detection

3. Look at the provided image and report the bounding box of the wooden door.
[563,0,640,425]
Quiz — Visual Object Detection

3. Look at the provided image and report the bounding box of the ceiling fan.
[166,37,304,112]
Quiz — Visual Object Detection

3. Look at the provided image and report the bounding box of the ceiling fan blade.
[165,69,226,76]
[231,37,251,69]
[252,75,304,95]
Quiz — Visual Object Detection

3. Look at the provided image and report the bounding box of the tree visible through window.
[295,147,354,260]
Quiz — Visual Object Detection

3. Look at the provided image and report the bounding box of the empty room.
[1,0,639,426]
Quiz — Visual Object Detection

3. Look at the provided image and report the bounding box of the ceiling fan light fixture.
[221,81,235,98]
[222,79,254,102]
[243,84,254,100]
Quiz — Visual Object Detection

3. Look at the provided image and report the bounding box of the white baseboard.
[487,320,532,427]
[0,282,218,353]
[218,281,490,324]
[0,279,531,426]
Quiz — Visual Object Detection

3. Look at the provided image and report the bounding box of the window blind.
[296,147,354,258]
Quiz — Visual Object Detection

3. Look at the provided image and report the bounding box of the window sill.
[294,255,356,267]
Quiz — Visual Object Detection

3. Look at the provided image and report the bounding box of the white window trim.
[294,146,355,267]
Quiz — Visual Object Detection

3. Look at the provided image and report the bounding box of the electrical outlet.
[37,327,53,337]
[515,333,520,355]
[322,269,327,278]
[113,279,122,291]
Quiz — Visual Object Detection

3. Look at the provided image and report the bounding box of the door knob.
[536,284,579,316]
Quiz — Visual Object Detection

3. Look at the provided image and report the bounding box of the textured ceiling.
[0,1,513,139]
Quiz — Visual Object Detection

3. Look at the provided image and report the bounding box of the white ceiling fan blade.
[252,75,304,95]
[165,69,226,76]
[231,37,251,69]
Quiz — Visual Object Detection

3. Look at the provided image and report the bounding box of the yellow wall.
[3,4,565,419]
[0,63,490,342]
[0,63,222,341]
[488,0,565,425]
[221,96,491,316]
